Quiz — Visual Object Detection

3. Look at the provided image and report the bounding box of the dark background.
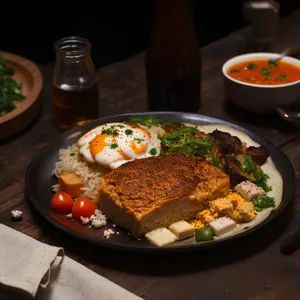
[1,0,300,69]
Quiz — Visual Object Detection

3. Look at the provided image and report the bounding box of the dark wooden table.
[2,11,300,300]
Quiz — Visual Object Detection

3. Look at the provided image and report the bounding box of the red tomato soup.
[227,59,300,85]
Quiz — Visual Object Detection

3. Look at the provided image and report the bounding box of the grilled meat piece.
[222,155,249,187]
[97,154,230,238]
[162,121,185,133]
[246,145,269,165]
[209,130,243,155]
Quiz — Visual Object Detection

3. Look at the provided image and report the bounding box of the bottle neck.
[153,0,195,29]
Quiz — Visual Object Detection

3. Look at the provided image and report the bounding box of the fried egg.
[77,122,164,169]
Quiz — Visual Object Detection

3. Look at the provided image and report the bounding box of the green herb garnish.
[268,59,278,67]
[125,129,133,135]
[149,148,157,156]
[252,194,275,212]
[230,68,240,73]
[207,155,223,168]
[128,116,160,128]
[158,127,213,157]
[261,68,272,77]
[0,55,26,117]
[246,63,257,70]
[279,74,287,81]
[134,138,143,144]
[110,143,118,149]
[115,124,125,128]
[101,129,119,136]
[69,153,75,156]
[240,155,272,192]
[195,227,214,242]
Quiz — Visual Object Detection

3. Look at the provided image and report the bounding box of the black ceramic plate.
[25,112,295,253]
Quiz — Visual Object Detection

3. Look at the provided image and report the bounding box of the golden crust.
[97,154,230,237]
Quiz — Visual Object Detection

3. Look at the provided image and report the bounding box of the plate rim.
[25,111,296,253]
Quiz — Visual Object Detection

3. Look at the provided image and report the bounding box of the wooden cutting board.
[0,51,43,140]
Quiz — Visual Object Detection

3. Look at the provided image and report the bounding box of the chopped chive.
[125,129,133,135]
[110,143,118,149]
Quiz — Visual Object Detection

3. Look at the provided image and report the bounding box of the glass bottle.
[52,36,100,131]
[145,0,201,112]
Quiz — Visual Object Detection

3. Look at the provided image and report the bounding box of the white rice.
[52,143,108,201]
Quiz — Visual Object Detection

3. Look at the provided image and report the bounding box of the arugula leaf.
[128,116,160,128]
[252,195,275,212]
[158,126,213,158]
[240,155,272,192]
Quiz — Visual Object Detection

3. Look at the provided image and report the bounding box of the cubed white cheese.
[209,217,236,236]
[234,180,265,200]
[145,227,177,247]
[168,220,195,240]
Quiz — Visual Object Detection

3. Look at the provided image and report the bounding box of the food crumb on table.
[11,210,23,221]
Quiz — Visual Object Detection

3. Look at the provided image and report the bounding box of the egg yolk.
[130,141,148,155]
[118,150,131,160]
[90,134,109,158]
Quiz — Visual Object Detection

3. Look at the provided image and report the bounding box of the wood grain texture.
[1,11,300,300]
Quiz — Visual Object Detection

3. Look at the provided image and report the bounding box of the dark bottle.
[145,0,201,112]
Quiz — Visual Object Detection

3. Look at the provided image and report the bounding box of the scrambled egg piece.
[190,192,256,228]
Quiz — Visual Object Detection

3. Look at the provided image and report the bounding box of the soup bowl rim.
[222,52,300,89]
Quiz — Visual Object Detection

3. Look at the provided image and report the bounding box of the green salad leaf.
[252,194,275,212]
[128,116,160,128]
[0,56,26,116]
[240,155,272,192]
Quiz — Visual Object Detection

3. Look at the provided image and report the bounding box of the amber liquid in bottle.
[52,37,100,131]
[145,0,201,112]
[52,81,99,131]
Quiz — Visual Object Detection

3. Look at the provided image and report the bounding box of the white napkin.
[0,224,143,300]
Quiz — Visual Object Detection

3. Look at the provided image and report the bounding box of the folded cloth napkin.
[0,224,143,300]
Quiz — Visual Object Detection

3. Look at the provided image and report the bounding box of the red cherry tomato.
[72,197,96,221]
[51,191,74,214]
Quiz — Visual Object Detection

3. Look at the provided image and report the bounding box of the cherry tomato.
[72,197,96,220]
[51,191,74,214]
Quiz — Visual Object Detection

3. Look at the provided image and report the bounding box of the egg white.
[77,122,164,169]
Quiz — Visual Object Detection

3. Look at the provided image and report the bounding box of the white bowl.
[222,52,300,113]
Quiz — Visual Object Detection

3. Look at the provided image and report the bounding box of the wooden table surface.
[2,11,300,300]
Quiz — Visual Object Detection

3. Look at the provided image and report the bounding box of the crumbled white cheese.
[104,229,115,239]
[91,218,106,229]
[66,213,73,219]
[80,216,90,225]
[168,220,195,240]
[90,209,107,229]
[234,180,265,201]
[11,210,23,221]
[145,227,177,247]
